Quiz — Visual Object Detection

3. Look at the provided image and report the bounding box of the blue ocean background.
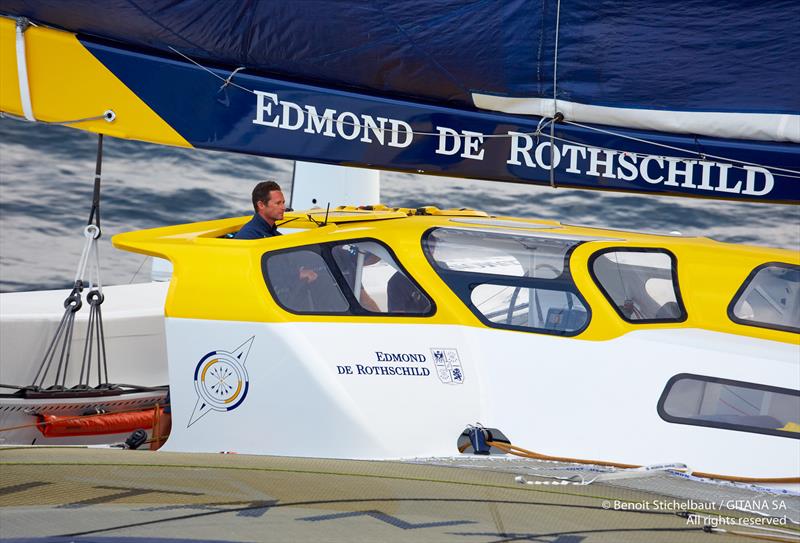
[1,117,798,292]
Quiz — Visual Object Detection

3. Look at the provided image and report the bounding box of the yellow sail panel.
[0,17,191,148]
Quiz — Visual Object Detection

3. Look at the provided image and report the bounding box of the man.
[235,181,318,283]
[234,180,285,239]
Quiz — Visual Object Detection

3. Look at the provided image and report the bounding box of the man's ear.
[256,200,266,210]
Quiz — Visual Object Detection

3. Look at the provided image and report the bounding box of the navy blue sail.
[2,0,798,202]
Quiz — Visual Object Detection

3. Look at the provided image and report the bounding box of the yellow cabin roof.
[112,206,799,345]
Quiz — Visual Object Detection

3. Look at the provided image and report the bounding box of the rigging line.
[219,66,245,91]
[168,45,550,140]
[550,0,562,189]
[168,45,799,176]
[0,111,114,126]
[564,119,800,176]
[612,252,632,314]
[128,256,150,284]
[721,384,762,412]
[168,46,253,94]
[87,134,103,230]
[544,132,800,180]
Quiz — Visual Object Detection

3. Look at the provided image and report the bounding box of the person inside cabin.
[236,180,319,284]
[331,244,382,312]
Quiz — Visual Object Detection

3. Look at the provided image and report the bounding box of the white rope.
[169,46,253,94]
[91,234,103,293]
[73,225,101,285]
[514,462,689,486]
[167,45,799,179]
[14,18,35,121]
[219,66,246,91]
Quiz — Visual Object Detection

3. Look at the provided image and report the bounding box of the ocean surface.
[1,117,798,292]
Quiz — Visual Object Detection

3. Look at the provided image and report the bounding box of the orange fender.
[37,408,163,437]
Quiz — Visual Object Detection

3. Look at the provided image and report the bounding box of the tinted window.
[265,249,349,313]
[591,249,685,322]
[730,263,800,333]
[331,241,432,314]
[658,374,800,439]
[424,228,590,336]
[263,240,433,316]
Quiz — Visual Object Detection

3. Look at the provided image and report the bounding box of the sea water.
[1,118,798,292]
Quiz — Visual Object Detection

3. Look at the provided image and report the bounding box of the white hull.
[162,318,800,481]
[1,280,798,487]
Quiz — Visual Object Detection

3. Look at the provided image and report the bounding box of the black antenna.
[276,217,300,228]
[322,202,331,227]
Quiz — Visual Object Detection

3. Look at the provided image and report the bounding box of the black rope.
[78,292,95,387]
[86,134,103,232]
[88,290,109,386]
[26,134,109,394]
[31,291,81,388]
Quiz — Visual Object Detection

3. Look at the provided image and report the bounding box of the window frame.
[656,373,800,440]
[262,237,436,317]
[727,262,800,334]
[421,227,591,337]
[588,247,687,324]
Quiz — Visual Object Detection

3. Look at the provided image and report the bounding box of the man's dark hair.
[252,180,281,211]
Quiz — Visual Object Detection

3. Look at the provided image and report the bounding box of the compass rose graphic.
[188,337,253,427]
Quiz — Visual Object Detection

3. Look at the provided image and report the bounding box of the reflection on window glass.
[265,249,349,313]
[331,241,431,314]
[427,228,575,278]
[423,228,590,336]
[731,264,800,332]
[591,250,684,321]
[472,284,588,333]
[660,375,800,438]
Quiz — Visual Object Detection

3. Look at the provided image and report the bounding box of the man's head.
[252,180,285,225]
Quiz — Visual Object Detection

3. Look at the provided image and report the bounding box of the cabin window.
[729,263,800,333]
[264,248,349,313]
[330,241,432,314]
[423,228,590,336]
[471,284,588,333]
[262,240,433,316]
[589,248,686,322]
[658,374,800,439]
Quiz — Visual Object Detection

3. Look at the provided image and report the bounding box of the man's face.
[257,190,285,224]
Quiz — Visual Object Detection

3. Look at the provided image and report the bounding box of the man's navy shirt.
[234,213,282,239]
